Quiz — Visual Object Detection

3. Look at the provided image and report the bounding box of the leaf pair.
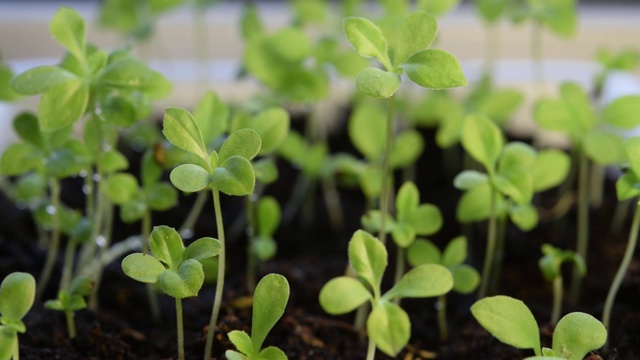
[471,295,607,360]
[345,11,466,99]
[251,196,281,261]
[0,272,36,360]
[319,230,453,356]
[163,107,262,196]
[45,276,92,313]
[121,226,220,298]
[538,244,586,282]
[226,274,289,360]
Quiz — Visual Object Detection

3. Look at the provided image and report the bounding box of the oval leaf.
[451,265,481,294]
[183,237,221,262]
[163,108,209,163]
[10,66,77,95]
[393,11,438,66]
[367,301,410,357]
[158,259,204,298]
[219,128,262,162]
[442,236,467,267]
[343,17,391,70]
[348,230,387,290]
[212,156,256,196]
[38,80,89,131]
[403,49,467,89]
[150,225,185,270]
[319,277,371,315]
[251,274,290,351]
[121,253,165,283]
[552,312,607,360]
[170,164,211,193]
[385,263,453,300]
[355,68,400,98]
[461,114,504,171]
[0,272,35,321]
[602,95,640,129]
[407,239,442,267]
[50,7,86,62]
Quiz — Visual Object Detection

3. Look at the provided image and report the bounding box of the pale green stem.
[60,238,76,293]
[393,246,405,305]
[84,167,94,217]
[489,215,507,295]
[88,200,114,311]
[321,176,344,230]
[65,309,76,339]
[246,194,257,293]
[569,150,589,304]
[531,21,543,90]
[178,190,208,239]
[13,338,19,360]
[589,163,604,209]
[379,95,396,245]
[142,211,161,322]
[365,336,376,360]
[204,188,226,360]
[551,276,563,325]
[484,22,499,75]
[610,198,632,236]
[36,178,61,301]
[76,172,104,277]
[437,295,448,341]
[176,297,185,360]
[603,199,640,334]
[478,184,498,299]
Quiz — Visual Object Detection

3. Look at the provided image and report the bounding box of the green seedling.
[534,81,640,302]
[226,274,290,360]
[319,230,453,359]
[122,225,221,360]
[0,55,20,101]
[45,276,93,339]
[0,272,36,360]
[471,295,606,359]
[538,244,585,325]
[474,0,510,73]
[246,196,282,292]
[456,114,570,298]
[344,10,466,245]
[407,236,480,340]
[162,107,261,360]
[603,137,640,335]
[594,48,640,95]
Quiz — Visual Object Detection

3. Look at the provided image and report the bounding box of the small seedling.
[471,295,606,360]
[538,244,585,325]
[45,276,93,338]
[122,225,221,360]
[246,196,282,291]
[320,230,453,359]
[225,273,290,360]
[407,236,480,340]
[0,272,36,360]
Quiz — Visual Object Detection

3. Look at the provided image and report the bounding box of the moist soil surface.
[1,119,638,360]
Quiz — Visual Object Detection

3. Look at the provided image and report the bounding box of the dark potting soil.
[0,119,638,359]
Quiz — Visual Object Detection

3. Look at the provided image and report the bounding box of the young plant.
[246,196,282,292]
[538,244,585,325]
[121,225,221,360]
[471,295,606,360]
[162,107,261,359]
[344,10,466,244]
[44,276,93,339]
[225,273,290,360]
[319,230,453,359]
[407,236,480,340]
[0,272,36,360]
[593,48,640,96]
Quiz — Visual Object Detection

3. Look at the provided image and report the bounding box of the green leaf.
[454,170,488,190]
[212,156,256,196]
[251,274,289,351]
[158,259,204,298]
[343,17,392,70]
[253,236,277,261]
[367,301,410,357]
[12,113,43,148]
[461,114,503,171]
[257,196,280,236]
[163,108,209,163]
[407,239,441,266]
[384,264,453,300]
[0,143,41,176]
[533,99,579,137]
[348,103,385,160]
[552,313,607,360]
[10,66,77,95]
[509,204,538,231]
[99,150,129,173]
[50,7,86,62]
[228,330,253,357]
[471,296,541,354]
[442,236,467,267]
[583,132,624,165]
[268,28,312,63]
[170,164,211,193]
[391,223,416,248]
[247,108,290,155]
[456,182,493,223]
[451,265,480,294]
[390,129,424,168]
[403,49,467,89]
[253,157,278,184]
[38,80,89,131]
[145,183,178,211]
[240,3,262,42]
[355,68,400,98]
[393,11,437,66]
[0,272,35,321]
[410,204,443,235]
[396,181,419,223]
[257,347,287,360]
[0,64,20,101]
[616,173,640,201]
[225,350,248,360]
[0,327,17,360]
[121,253,165,283]
[183,237,221,262]
[624,137,640,179]
[477,89,523,125]
[602,95,640,129]
[474,0,509,23]
[531,150,571,192]
[219,129,262,162]
[493,169,533,205]
[194,91,229,145]
[348,230,387,291]
[105,173,138,204]
[319,277,371,314]
[150,225,185,270]
[499,142,536,173]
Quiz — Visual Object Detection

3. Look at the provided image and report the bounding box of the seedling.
[319,230,453,359]
[246,196,282,292]
[0,272,36,360]
[471,295,606,360]
[162,107,261,359]
[538,244,585,325]
[407,236,480,340]
[225,274,290,360]
[122,225,221,360]
[594,48,640,95]
[45,276,93,339]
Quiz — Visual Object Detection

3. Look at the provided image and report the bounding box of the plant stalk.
[142,211,161,322]
[437,295,448,341]
[176,297,185,360]
[65,309,76,339]
[379,95,396,245]
[246,193,257,293]
[478,185,498,299]
[569,150,589,304]
[610,198,632,236]
[204,188,226,360]
[13,339,19,360]
[393,246,405,305]
[36,178,61,301]
[551,276,563,325]
[602,199,640,334]
[589,163,604,208]
[365,337,376,360]
[178,190,208,239]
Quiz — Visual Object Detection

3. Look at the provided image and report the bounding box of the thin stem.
[365,336,376,360]
[551,276,563,325]
[602,199,640,333]
[489,215,507,295]
[176,297,185,360]
[178,190,208,239]
[321,177,344,230]
[478,185,498,299]
[610,198,632,236]
[484,22,499,75]
[59,238,76,293]
[204,188,226,360]
[531,20,544,90]
[246,194,257,293]
[379,95,396,245]
[88,200,114,311]
[393,246,405,305]
[36,178,62,301]
[589,163,604,209]
[65,309,77,339]
[437,295,448,341]
[13,338,19,360]
[76,173,104,277]
[569,150,589,304]
[142,211,161,322]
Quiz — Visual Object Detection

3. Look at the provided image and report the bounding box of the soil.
[0,116,638,360]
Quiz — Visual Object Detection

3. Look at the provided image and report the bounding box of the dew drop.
[180,229,194,239]
[96,235,107,247]
[46,205,56,215]
[82,185,91,195]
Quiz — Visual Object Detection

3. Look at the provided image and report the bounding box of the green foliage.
[539,244,585,282]
[225,274,289,360]
[99,0,185,41]
[507,0,578,38]
[0,272,36,360]
[475,0,511,24]
[616,138,640,201]
[472,296,607,359]
[121,226,220,298]
[251,196,281,261]
[230,107,290,156]
[0,57,20,101]
[319,230,453,357]
[45,276,92,313]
